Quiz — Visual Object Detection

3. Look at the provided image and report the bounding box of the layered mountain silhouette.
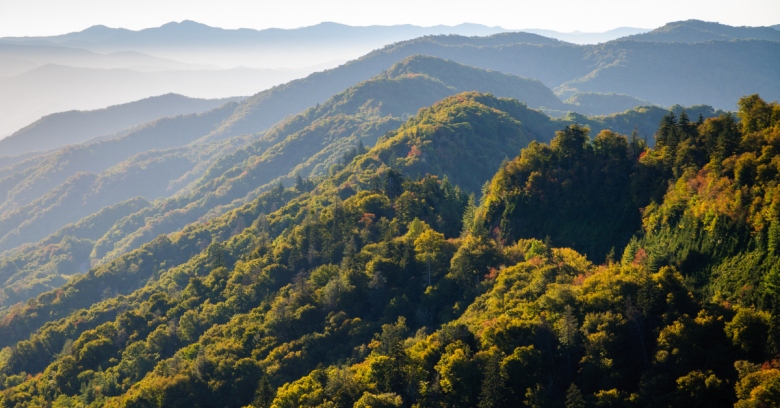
[0,94,245,157]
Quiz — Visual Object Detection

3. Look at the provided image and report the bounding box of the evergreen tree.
[678,109,692,141]
[341,236,358,271]
[386,341,409,400]
[637,270,659,318]
[294,173,305,192]
[462,193,478,236]
[370,176,382,193]
[769,298,780,358]
[715,114,741,163]
[656,112,677,148]
[559,305,578,379]
[769,219,780,256]
[678,109,690,127]
[621,237,639,266]
[358,140,366,155]
[479,351,506,408]
[766,264,780,357]
[252,374,274,408]
[383,169,404,198]
[273,181,285,194]
[565,384,585,408]
[210,243,226,269]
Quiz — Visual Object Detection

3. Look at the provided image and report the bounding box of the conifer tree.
[252,374,274,408]
[386,341,409,400]
[559,305,578,378]
[384,169,404,198]
[656,112,677,148]
[637,270,659,317]
[294,173,305,192]
[479,351,506,408]
[768,219,780,256]
[678,109,692,141]
[621,238,639,266]
[766,265,780,357]
[210,243,225,269]
[462,193,477,236]
[370,176,382,193]
[769,299,780,358]
[565,384,585,408]
[358,140,366,155]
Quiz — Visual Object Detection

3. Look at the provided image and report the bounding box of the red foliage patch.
[633,248,649,266]
[360,213,376,226]
[407,145,423,158]
[484,268,500,281]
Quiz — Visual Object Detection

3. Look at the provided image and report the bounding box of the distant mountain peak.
[625,19,780,43]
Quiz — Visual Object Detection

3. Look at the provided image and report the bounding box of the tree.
[565,384,585,408]
[769,219,780,256]
[558,305,578,378]
[406,218,427,241]
[738,94,774,134]
[656,112,677,148]
[551,124,589,172]
[384,169,404,198]
[462,193,477,236]
[294,173,305,192]
[764,264,780,357]
[357,140,367,155]
[479,348,506,408]
[414,229,445,287]
[354,392,403,408]
[209,242,226,269]
[252,374,274,408]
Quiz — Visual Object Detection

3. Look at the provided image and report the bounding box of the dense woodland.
[0,92,777,408]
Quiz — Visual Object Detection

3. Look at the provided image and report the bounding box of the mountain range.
[0,16,778,408]
[0,53,730,310]
[0,19,776,138]
[0,90,776,407]
[0,21,648,67]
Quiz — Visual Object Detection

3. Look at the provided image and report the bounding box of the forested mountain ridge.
[167,21,776,143]
[0,94,245,158]
[0,59,550,309]
[625,19,780,43]
[0,55,731,313]
[0,93,777,408]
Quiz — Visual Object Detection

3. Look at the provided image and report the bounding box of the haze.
[2,0,779,37]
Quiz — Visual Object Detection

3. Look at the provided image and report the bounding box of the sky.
[0,0,778,37]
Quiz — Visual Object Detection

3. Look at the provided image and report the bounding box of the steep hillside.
[625,19,780,43]
[0,93,244,157]
[0,94,776,408]
[76,59,568,266]
[0,59,570,307]
[0,102,240,212]
[87,61,729,273]
[0,63,730,311]
[0,197,151,307]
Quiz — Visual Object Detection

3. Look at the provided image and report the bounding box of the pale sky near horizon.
[0,0,777,37]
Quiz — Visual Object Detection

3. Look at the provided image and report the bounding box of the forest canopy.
[0,93,778,408]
